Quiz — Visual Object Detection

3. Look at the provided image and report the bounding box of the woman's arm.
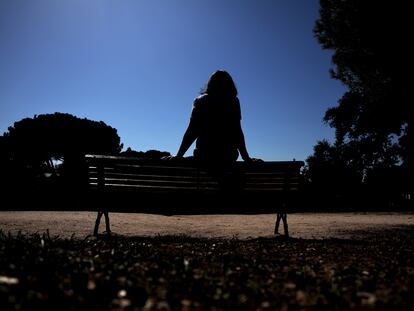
[176,119,198,157]
[236,121,251,161]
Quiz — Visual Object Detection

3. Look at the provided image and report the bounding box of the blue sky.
[0,0,344,161]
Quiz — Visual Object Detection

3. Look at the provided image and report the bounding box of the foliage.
[312,0,412,170]
[304,139,361,190]
[1,113,123,182]
[0,231,413,310]
[120,147,171,159]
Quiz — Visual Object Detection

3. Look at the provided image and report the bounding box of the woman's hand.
[161,155,183,161]
[250,157,264,162]
[244,157,263,163]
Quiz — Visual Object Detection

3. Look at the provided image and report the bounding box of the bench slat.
[86,154,304,196]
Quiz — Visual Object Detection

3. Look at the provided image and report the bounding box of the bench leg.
[274,213,282,235]
[274,212,289,237]
[282,213,289,237]
[93,211,111,236]
[104,211,111,235]
[94,211,103,236]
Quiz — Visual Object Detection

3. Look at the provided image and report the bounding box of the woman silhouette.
[174,70,258,166]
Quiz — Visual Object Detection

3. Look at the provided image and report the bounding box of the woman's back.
[192,94,241,163]
[174,70,253,166]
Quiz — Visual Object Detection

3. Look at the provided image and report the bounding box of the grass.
[0,230,413,310]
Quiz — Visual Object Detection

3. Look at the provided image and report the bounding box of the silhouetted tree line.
[120,147,170,159]
[305,0,413,208]
[0,112,176,207]
[0,113,123,201]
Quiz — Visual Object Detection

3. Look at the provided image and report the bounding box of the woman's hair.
[201,70,238,97]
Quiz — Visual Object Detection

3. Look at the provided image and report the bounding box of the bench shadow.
[330,224,414,240]
[91,224,414,244]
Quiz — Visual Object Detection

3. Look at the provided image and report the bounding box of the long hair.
[201,70,238,97]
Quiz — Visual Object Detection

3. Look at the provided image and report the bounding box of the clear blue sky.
[0,0,344,161]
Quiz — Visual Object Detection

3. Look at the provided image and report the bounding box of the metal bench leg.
[274,213,282,235]
[104,211,111,235]
[275,213,289,237]
[282,213,289,237]
[94,211,103,236]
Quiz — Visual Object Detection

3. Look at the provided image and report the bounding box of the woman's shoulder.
[194,93,239,103]
[194,93,209,102]
[193,94,240,114]
[193,94,209,107]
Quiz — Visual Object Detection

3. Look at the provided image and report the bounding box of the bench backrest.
[85,154,304,196]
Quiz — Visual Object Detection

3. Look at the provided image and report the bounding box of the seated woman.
[173,70,259,169]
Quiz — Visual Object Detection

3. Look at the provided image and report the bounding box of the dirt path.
[1,211,413,240]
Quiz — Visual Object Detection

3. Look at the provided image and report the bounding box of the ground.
[1,211,413,239]
[1,211,414,310]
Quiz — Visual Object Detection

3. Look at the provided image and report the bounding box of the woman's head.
[203,70,238,97]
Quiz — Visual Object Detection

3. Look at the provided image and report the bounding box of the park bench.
[85,154,304,237]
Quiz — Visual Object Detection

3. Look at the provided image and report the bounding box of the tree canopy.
[313,0,412,170]
[120,147,171,159]
[2,113,122,173]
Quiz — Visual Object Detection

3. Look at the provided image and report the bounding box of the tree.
[314,0,412,169]
[305,140,361,194]
[3,113,123,180]
[120,147,171,159]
